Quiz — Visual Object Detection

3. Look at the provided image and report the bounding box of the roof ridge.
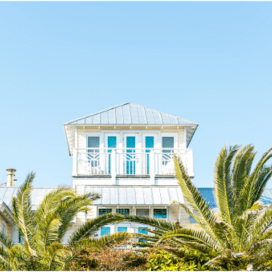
[64,102,198,125]
[64,102,131,125]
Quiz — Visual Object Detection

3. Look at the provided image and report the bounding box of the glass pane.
[88,137,100,148]
[101,227,111,236]
[99,209,112,216]
[145,137,154,148]
[138,227,148,243]
[126,137,135,148]
[117,227,127,233]
[162,137,174,148]
[108,136,116,148]
[138,227,148,235]
[136,209,149,217]
[153,209,167,219]
[116,209,130,216]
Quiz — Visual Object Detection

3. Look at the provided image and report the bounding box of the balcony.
[72,148,193,178]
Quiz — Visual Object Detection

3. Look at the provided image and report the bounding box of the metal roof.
[65,102,198,126]
[84,186,185,206]
[0,187,56,210]
[2,185,271,211]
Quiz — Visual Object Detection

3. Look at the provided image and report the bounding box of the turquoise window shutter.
[101,227,111,236]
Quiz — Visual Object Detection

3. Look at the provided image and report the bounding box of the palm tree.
[0,172,129,271]
[116,145,272,270]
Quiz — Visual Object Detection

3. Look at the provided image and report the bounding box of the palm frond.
[68,213,126,244]
[174,155,221,248]
[214,144,239,225]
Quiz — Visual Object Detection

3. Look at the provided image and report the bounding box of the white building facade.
[63,102,199,239]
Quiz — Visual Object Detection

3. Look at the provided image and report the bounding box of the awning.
[84,186,185,206]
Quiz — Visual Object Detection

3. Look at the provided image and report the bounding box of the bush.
[144,248,218,271]
[69,242,148,271]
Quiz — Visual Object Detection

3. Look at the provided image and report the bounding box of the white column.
[150,150,155,184]
[72,149,78,176]
[111,150,116,184]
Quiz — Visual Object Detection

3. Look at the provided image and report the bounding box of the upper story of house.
[63,103,198,186]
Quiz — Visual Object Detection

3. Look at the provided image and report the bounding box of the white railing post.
[150,150,155,184]
[186,149,194,177]
[111,150,116,184]
[72,149,78,176]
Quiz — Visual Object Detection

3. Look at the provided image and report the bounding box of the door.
[88,137,100,174]
[107,136,117,174]
[145,136,154,174]
[162,137,174,174]
[126,136,136,174]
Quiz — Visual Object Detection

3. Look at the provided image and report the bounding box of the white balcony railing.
[73,148,193,177]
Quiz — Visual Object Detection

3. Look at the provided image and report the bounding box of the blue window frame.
[117,227,127,233]
[101,227,111,236]
[116,209,130,216]
[126,136,135,174]
[153,209,167,219]
[99,209,112,216]
[145,137,154,174]
[108,136,116,174]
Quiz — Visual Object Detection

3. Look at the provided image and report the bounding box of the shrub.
[144,249,217,271]
[69,241,148,271]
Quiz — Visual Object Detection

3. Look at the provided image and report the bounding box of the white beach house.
[63,102,199,239]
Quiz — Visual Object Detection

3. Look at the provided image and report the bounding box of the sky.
[0,2,272,188]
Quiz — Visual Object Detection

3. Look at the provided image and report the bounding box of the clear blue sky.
[0,2,272,188]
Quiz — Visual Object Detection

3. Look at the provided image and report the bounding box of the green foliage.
[114,144,272,270]
[145,249,214,271]
[69,241,147,271]
[0,172,130,271]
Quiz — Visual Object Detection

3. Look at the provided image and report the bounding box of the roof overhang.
[0,200,14,224]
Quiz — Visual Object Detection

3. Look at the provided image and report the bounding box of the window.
[162,137,174,167]
[153,209,167,219]
[1,223,6,236]
[117,227,127,233]
[138,227,148,243]
[116,209,130,216]
[101,227,111,237]
[162,137,174,149]
[136,209,149,217]
[99,209,112,216]
[88,137,100,172]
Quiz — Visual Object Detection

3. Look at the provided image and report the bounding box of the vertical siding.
[77,129,101,148]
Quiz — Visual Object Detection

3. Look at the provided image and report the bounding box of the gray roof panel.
[64,102,198,126]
